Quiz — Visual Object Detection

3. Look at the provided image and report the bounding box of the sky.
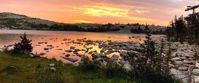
[0,0,198,26]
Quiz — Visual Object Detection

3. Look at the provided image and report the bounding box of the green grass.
[0,52,134,83]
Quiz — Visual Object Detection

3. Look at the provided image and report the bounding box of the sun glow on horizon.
[0,0,196,26]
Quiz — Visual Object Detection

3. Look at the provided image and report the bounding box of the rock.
[63,57,78,63]
[65,50,73,52]
[63,38,68,41]
[56,49,63,50]
[111,54,119,60]
[39,53,46,56]
[192,69,199,76]
[123,61,131,71]
[91,54,101,59]
[174,61,183,65]
[120,52,129,56]
[183,60,194,65]
[194,76,199,83]
[0,48,3,52]
[49,64,55,67]
[74,63,79,66]
[74,49,80,52]
[100,54,107,58]
[65,54,70,57]
[70,46,75,49]
[44,48,49,50]
[50,67,56,71]
[178,66,188,71]
[171,57,181,61]
[196,62,199,68]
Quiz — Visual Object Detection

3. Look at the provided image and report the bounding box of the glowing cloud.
[78,5,154,23]
[80,6,129,17]
[72,20,94,23]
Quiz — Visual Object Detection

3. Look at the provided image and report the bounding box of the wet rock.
[63,57,78,63]
[65,50,73,52]
[63,38,68,41]
[70,46,75,49]
[56,49,63,50]
[111,54,119,60]
[74,49,80,52]
[44,48,49,50]
[65,54,70,57]
[76,53,82,57]
[39,53,46,56]
[100,54,107,58]
[91,54,101,59]
[47,45,53,47]
[35,45,41,46]
[120,52,129,56]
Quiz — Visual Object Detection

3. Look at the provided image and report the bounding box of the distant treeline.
[166,13,199,44]
[130,24,166,34]
[26,24,120,32]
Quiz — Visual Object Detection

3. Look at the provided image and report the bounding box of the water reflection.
[0,30,164,63]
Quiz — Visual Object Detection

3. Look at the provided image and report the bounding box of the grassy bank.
[0,52,135,83]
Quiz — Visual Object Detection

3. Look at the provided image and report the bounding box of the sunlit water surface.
[0,30,164,63]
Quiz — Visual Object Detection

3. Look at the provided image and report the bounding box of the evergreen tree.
[13,33,33,54]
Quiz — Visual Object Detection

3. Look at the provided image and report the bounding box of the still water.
[0,30,163,63]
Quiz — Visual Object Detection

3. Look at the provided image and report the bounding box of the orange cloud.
[79,6,129,17]
[72,20,94,24]
[78,5,154,24]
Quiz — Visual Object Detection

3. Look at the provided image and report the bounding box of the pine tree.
[13,33,33,54]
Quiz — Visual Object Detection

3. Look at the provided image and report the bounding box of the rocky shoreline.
[1,36,199,83]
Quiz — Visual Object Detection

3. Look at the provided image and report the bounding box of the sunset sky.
[0,0,198,26]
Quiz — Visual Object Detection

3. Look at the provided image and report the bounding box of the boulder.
[123,61,131,71]
[178,66,188,71]
[192,69,199,76]
[111,54,119,60]
[174,61,183,65]
[171,57,181,61]
[0,48,3,52]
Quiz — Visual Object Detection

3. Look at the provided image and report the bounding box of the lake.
[0,30,164,63]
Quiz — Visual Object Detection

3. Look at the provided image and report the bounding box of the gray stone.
[178,66,188,71]
[111,54,119,60]
[174,61,183,65]
[192,69,199,76]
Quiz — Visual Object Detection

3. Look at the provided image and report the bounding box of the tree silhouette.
[13,33,33,54]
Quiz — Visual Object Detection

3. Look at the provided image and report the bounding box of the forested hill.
[0,12,57,29]
[0,12,166,33]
